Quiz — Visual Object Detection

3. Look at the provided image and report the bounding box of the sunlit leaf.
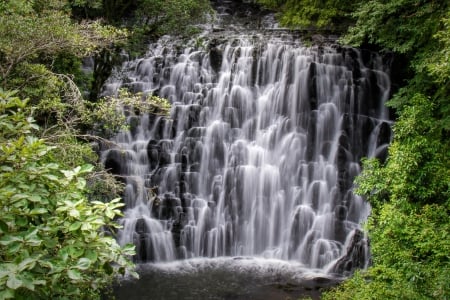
[6,275,22,290]
[67,269,82,281]
[75,258,91,270]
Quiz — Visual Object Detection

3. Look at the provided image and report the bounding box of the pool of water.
[111,257,342,300]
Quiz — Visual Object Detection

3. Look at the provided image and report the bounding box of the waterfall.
[101,31,392,275]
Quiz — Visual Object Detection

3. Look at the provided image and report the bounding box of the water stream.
[101,3,392,298]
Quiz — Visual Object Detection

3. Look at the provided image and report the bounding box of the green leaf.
[29,208,47,215]
[6,242,22,255]
[75,258,91,270]
[85,250,98,262]
[24,229,42,246]
[6,275,23,290]
[68,222,82,231]
[0,264,15,280]
[76,178,86,189]
[0,220,8,233]
[43,174,59,181]
[32,279,46,286]
[61,170,74,179]
[21,278,35,291]
[28,195,42,203]
[0,235,22,246]
[0,289,15,299]
[79,164,94,174]
[81,223,92,231]
[0,166,13,172]
[69,209,80,219]
[16,217,28,227]
[10,193,28,202]
[18,257,37,271]
[122,244,136,256]
[67,246,84,258]
[43,238,58,248]
[67,269,82,281]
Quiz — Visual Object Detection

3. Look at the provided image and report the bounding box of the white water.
[102,32,391,274]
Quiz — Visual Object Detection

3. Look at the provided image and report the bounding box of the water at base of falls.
[101,20,392,278]
[114,257,342,300]
[112,257,342,300]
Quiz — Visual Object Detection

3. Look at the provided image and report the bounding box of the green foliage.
[323,203,450,300]
[135,0,212,35]
[426,15,450,86]
[117,0,212,57]
[84,89,171,138]
[6,63,66,122]
[325,5,450,300]
[0,89,136,299]
[0,0,127,86]
[255,0,357,30]
[0,8,84,82]
[50,53,94,96]
[342,0,446,54]
[69,0,103,19]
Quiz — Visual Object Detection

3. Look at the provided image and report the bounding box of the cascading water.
[101,11,392,282]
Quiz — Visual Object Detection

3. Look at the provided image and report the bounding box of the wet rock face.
[330,229,369,276]
[102,15,392,271]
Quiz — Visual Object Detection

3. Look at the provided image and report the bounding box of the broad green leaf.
[30,208,47,215]
[69,222,82,231]
[43,238,57,248]
[105,208,116,219]
[6,242,21,254]
[76,178,86,189]
[75,258,91,270]
[79,164,94,173]
[69,209,80,219]
[85,250,98,262]
[32,279,45,286]
[16,217,28,227]
[10,194,28,201]
[21,278,35,291]
[38,260,54,270]
[0,264,15,280]
[0,235,22,246]
[61,170,74,179]
[0,166,13,172]
[6,275,22,290]
[0,289,14,299]
[67,246,84,258]
[28,195,42,203]
[122,244,136,256]
[18,257,37,271]
[81,223,92,231]
[43,174,59,181]
[67,269,82,281]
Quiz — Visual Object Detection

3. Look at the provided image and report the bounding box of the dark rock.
[334,205,347,221]
[209,46,223,73]
[104,149,133,177]
[330,229,369,276]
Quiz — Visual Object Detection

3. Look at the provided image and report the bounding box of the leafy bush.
[84,89,171,138]
[0,89,136,299]
[323,8,450,300]
[256,0,358,30]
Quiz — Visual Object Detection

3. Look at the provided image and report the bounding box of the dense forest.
[0,0,449,299]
